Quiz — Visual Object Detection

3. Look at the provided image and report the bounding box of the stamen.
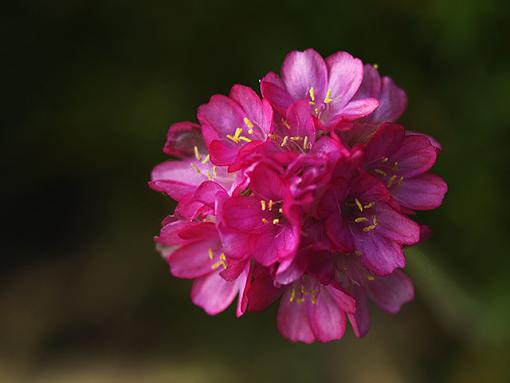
[201,154,210,164]
[303,136,309,149]
[309,87,315,104]
[354,198,364,212]
[260,200,266,211]
[374,168,387,176]
[243,117,254,130]
[355,217,368,223]
[282,119,291,130]
[193,146,200,161]
[364,202,375,209]
[397,176,404,187]
[372,215,378,226]
[314,107,320,114]
[387,175,397,188]
[392,161,399,171]
[261,218,269,224]
[373,64,379,69]
[238,136,252,143]
[208,248,214,260]
[268,200,273,211]
[382,156,389,163]
[281,136,289,147]
[212,166,217,177]
[190,163,202,175]
[367,275,375,281]
[278,207,283,214]
[205,170,213,180]
[211,253,227,270]
[354,250,363,257]
[362,225,377,232]
[324,88,333,104]
[290,136,301,141]
[227,128,244,143]
[272,218,280,225]
[289,288,296,302]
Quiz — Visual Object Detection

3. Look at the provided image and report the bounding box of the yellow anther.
[282,119,291,130]
[309,87,315,102]
[355,217,368,223]
[314,107,320,114]
[201,154,210,164]
[261,200,266,211]
[278,208,283,214]
[208,248,214,260]
[372,215,378,226]
[290,136,301,141]
[362,225,377,232]
[310,289,319,304]
[268,200,273,211]
[212,166,217,177]
[354,198,364,212]
[364,202,375,209]
[374,168,387,176]
[211,254,227,270]
[392,161,399,171]
[243,117,254,129]
[387,175,397,188]
[226,134,238,143]
[261,218,269,224]
[281,136,289,147]
[297,296,305,304]
[367,275,375,281]
[190,163,202,175]
[396,176,404,187]
[272,218,280,225]
[238,136,252,143]
[324,88,333,104]
[382,156,389,163]
[205,170,213,180]
[289,288,296,302]
[226,127,244,143]
[193,145,201,160]
[354,250,363,257]
[373,64,379,70]
[303,136,309,149]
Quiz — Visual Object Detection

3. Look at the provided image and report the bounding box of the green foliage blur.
[2,0,510,382]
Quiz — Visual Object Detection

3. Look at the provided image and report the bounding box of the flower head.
[150,49,447,343]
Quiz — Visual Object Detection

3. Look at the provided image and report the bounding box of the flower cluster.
[150,49,447,343]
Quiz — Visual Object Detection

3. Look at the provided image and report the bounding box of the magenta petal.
[355,233,405,276]
[248,162,287,201]
[248,265,283,312]
[325,51,364,110]
[163,121,204,158]
[367,269,414,313]
[260,72,293,115]
[198,95,245,141]
[392,173,447,210]
[167,240,218,279]
[222,196,266,231]
[235,263,251,317]
[209,139,239,166]
[347,286,370,338]
[308,286,346,342]
[338,98,379,121]
[281,49,328,101]
[373,77,407,123]
[150,159,208,200]
[277,288,315,343]
[326,215,354,252]
[393,135,437,177]
[253,223,299,266]
[191,272,239,315]
[374,203,420,245]
[285,100,317,145]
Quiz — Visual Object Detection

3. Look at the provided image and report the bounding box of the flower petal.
[191,272,239,315]
[367,269,414,313]
[308,285,347,342]
[355,233,406,276]
[391,173,447,210]
[277,288,315,343]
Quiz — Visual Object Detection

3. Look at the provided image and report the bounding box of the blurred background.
[2,0,510,382]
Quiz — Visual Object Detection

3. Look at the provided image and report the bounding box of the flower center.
[260,199,283,225]
[208,247,227,271]
[348,197,378,232]
[371,157,404,188]
[289,283,320,304]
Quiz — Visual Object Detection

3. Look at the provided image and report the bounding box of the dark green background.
[2,0,509,382]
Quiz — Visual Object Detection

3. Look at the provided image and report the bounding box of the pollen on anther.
[260,200,266,211]
[268,200,274,211]
[208,248,214,260]
[354,198,364,212]
[201,154,210,164]
[272,218,280,225]
[261,218,269,224]
[324,88,333,104]
[374,168,387,176]
[193,146,200,161]
[281,136,289,147]
[355,217,368,223]
[303,136,309,149]
[190,163,202,175]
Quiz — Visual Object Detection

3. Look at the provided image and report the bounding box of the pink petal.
[325,51,364,111]
[337,98,379,121]
[277,288,315,343]
[281,49,328,102]
[393,135,437,177]
[222,196,266,232]
[198,94,245,143]
[260,72,293,115]
[367,269,414,313]
[391,173,447,210]
[167,239,219,279]
[150,159,208,200]
[308,285,347,342]
[163,121,204,158]
[347,286,370,338]
[355,233,406,276]
[191,272,239,315]
[373,203,421,245]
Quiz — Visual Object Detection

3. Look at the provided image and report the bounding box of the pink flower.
[156,218,250,317]
[320,171,420,276]
[198,84,273,167]
[362,123,448,211]
[261,49,379,128]
[150,48,447,343]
